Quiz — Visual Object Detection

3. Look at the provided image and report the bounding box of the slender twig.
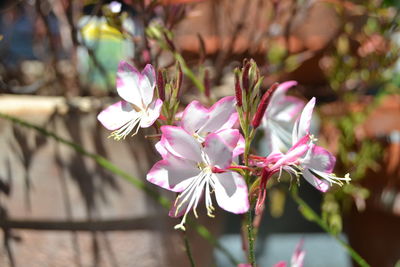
[291,186,370,267]
[183,231,196,267]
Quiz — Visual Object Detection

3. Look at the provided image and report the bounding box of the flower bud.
[157,69,165,101]
[242,61,251,93]
[176,63,183,95]
[251,83,279,129]
[234,69,242,107]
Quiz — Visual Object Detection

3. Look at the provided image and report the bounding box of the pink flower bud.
[157,69,165,101]
[251,83,279,129]
[242,62,251,93]
[234,70,242,107]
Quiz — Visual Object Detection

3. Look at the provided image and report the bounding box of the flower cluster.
[97,60,351,230]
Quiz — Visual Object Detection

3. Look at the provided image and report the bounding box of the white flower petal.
[204,133,233,168]
[292,97,315,143]
[97,100,138,130]
[302,169,330,192]
[199,96,236,133]
[160,126,202,162]
[146,153,199,192]
[214,172,249,214]
[140,64,156,106]
[140,99,163,128]
[181,100,209,133]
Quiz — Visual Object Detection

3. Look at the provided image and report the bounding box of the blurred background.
[0,0,399,266]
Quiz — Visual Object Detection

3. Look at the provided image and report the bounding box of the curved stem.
[291,186,370,267]
[183,231,196,267]
[0,112,239,266]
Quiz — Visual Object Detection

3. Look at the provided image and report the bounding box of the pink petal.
[291,239,305,267]
[272,262,287,267]
[97,101,138,130]
[140,99,163,128]
[271,136,310,170]
[266,81,298,118]
[204,133,233,169]
[272,96,305,122]
[233,134,245,157]
[155,141,168,158]
[160,126,202,162]
[146,153,199,192]
[307,145,336,173]
[199,96,236,133]
[181,100,209,133]
[214,172,249,214]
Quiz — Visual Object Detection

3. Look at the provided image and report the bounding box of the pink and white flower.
[158,96,244,157]
[273,239,306,267]
[147,126,249,230]
[97,61,163,140]
[291,98,350,192]
[256,97,350,192]
[262,81,305,154]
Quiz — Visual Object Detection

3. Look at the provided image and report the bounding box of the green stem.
[183,231,196,267]
[291,186,370,267]
[0,112,239,266]
[174,53,206,93]
[243,126,256,266]
[245,209,256,266]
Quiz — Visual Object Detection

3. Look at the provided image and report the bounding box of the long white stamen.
[311,169,351,186]
[110,114,143,140]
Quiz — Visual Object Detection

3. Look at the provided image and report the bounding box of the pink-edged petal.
[267,81,298,117]
[140,99,163,128]
[275,80,298,95]
[292,97,315,143]
[291,239,305,267]
[271,141,309,170]
[116,61,144,108]
[199,96,236,133]
[272,96,304,122]
[181,100,209,133]
[155,141,168,158]
[233,134,245,157]
[214,172,249,214]
[302,169,330,192]
[146,153,199,192]
[140,64,156,106]
[272,262,287,267]
[219,112,239,130]
[204,133,233,169]
[214,129,241,152]
[160,126,202,162]
[97,100,138,130]
[306,145,336,173]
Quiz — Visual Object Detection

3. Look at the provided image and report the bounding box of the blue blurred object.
[215,233,352,267]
